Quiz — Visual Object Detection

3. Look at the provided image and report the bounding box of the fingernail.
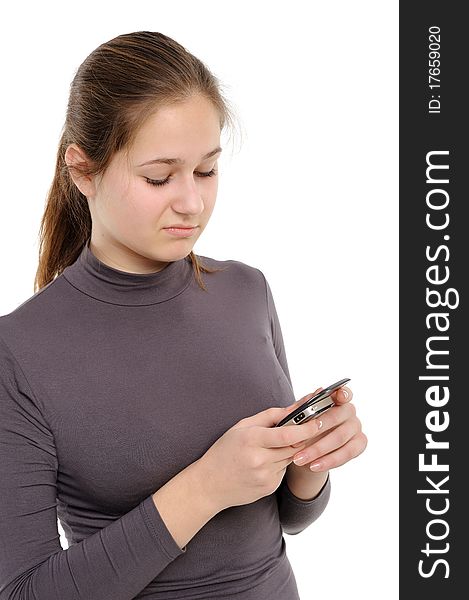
[293,453,307,465]
[342,389,349,399]
[318,420,323,429]
[309,462,322,471]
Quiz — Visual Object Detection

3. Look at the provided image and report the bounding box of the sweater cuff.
[140,494,188,558]
[276,472,331,535]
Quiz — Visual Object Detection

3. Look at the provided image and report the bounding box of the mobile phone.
[275,378,351,427]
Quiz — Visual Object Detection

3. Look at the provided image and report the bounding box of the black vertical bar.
[400,2,466,596]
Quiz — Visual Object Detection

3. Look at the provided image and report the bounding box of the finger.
[288,403,356,449]
[331,386,353,405]
[256,443,310,471]
[261,417,321,449]
[271,443,309,465]
[315,402,357,435]
[291,417,362,465]
[274,393,347,449]
[305,432,368,472]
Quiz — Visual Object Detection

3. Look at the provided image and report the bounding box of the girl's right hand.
[197,406,321,512]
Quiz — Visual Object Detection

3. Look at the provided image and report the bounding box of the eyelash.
[145,169,217,187]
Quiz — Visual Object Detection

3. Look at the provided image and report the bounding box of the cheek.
[115,183,166,228]
[203,181,218,214]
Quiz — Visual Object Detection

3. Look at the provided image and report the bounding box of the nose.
[171,176,206,215]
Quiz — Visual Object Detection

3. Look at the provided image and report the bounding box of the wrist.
[188,457,225,516]
[285,463,329,501]
[151,459,221,551]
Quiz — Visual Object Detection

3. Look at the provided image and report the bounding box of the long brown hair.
[34,31,241,293]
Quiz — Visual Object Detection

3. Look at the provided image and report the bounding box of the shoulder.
[196,254,267,289]
[1,276,59,317]
[0,275,66,348]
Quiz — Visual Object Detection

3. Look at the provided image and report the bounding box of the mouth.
[163,226,197,231]
[163,226,198,237]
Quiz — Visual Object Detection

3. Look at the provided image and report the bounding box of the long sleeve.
[0,336,185,600]
[257,269,332,535]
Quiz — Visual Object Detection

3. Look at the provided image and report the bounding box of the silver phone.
[275,378,351,427]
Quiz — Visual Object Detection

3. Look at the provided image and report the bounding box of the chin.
[162,247,194,262]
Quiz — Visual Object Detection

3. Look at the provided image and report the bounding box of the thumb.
[240,406,292,429]
[283,387,324,415]
[279,398,304,419]
[282,400,299,416]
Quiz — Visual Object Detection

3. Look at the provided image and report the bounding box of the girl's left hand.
[287,386,367,471]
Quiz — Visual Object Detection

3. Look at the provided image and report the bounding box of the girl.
[0,31,366,599]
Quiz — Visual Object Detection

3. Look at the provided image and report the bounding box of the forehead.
[131,97,221,162]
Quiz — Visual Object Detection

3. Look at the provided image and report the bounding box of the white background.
[0,2,398,598]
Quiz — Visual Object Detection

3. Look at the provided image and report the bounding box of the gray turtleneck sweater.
[0,242,330,600]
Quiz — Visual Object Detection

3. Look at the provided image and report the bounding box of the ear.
[64,143,97,198]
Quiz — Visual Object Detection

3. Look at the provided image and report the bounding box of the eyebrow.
[137,146,222,167]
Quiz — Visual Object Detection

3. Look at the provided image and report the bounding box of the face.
[66,95,221,273]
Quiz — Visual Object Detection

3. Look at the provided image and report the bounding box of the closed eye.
[145,168,217,187]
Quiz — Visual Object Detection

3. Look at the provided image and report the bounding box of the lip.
[163,226,198,238]
[164,224,198,229]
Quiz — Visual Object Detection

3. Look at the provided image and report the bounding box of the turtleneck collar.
[62,241,194,306]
